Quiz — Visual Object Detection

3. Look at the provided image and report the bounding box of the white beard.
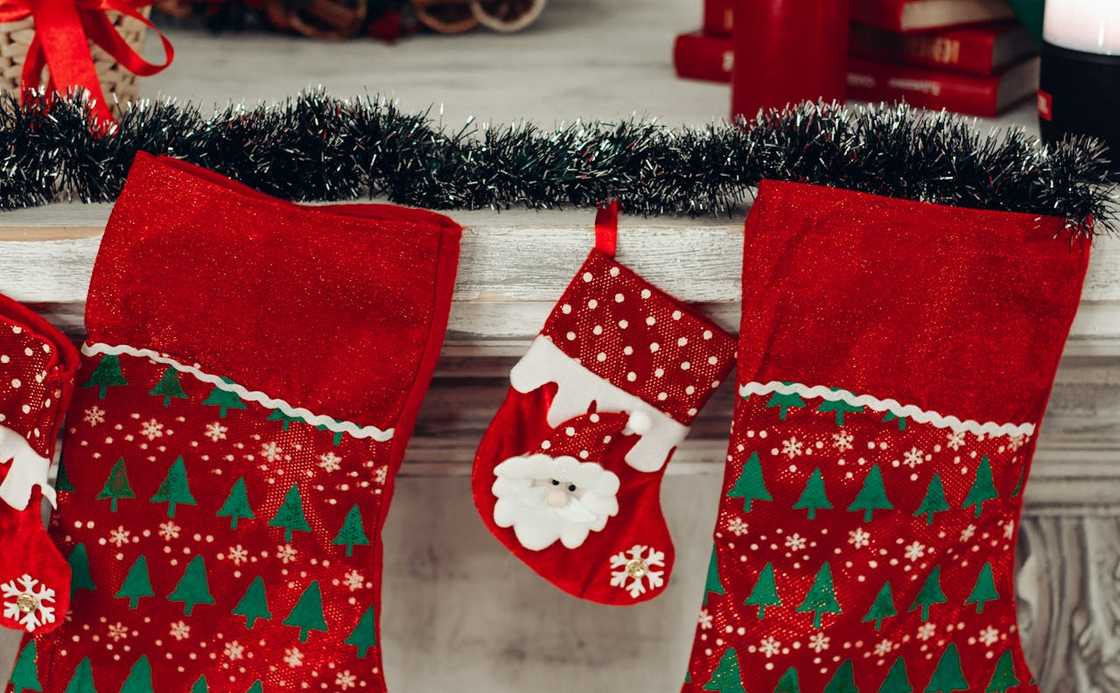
[492,453,620,550]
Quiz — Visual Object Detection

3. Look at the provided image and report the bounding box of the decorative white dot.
[566,331,576,341]
[655,368,665,377]
[561,304,572,314]
[678,337,688,347]
[618,320,629,329]
[681,362,691,370]
[623,346,634,355]
[587,299,598,309]
[708,356,718,365]
[596,352,607,362]
[10,379,20,389]
[657,392,668,401]
[646,316,656,326]
[640,289,651,299]
[672,310,682,320]
[582,272,593,282]
[0,355,8,364]
[685,386,696,395]
[564,427,576,436]
[650,343,660,353]
[609,267,620,277]
[614,293,625,303]
[593,325,603,335]
[703,330,713,340]
[626,372,637,382]
[688,408,698,416]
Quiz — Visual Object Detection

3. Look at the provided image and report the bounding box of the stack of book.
[673,0,1040,117]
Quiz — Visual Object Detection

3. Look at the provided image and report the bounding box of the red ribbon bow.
[0,0,173,122]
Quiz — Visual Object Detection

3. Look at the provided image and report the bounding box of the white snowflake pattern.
[374,466,388,485]
[902,446,925,469]
[979,626,1000,647]
[874,639,894,657]
[224,641,245,661]
[108,526,131,547]
[284,647,304,668]
[83,406,106,427]
[276,544,298,564]
[1008,434,1028,451]
[808,632,830,653]
[781,436,804,459]
[335,671,358,690]
[946,430,966,451]
[832,430,854,452]
[140,418,164,441]
[319,451,342,473]
[1,574,56,632]
[227,545,249,566]
[204,422,228,442]
[343,570,365,592]
[917,623,937,641]
[849,528,871,549]
[260,442,283,463]
[904,541,926,562]
[1003,520,1016,540]
[608,545,666,598]
[170,621,190,641]
[108,622,129,641]
[759,636,782,658]
[697,608,713,630]
[159,521,181,541]
[785,533,807,551]
[726,516,749,537]
[960,524,976,542]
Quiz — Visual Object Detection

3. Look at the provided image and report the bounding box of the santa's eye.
[551,479,559,486]
[568,484,577,492]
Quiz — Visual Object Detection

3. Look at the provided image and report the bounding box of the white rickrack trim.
[738,380,1035,438]
[82,343,394,442]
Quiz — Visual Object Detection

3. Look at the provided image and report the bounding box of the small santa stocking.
[24,153,460,692]
[472,204,737,605]
[0,295,78,637]
[683,181,1090,692]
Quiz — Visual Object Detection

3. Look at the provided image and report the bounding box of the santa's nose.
[546,489,569,507]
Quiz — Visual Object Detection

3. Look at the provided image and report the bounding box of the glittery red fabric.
[681,180,1090,692]
[18,153,460,692]
[0,295,78,638]
[473,244,737,605]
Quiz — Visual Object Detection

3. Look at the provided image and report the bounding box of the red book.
[850,21,1037,75]
[845,56,1039,116]
[853,0,1014,32]
[673,31,734,84]
[703,0,734,36]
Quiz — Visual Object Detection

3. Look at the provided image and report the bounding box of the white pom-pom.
[627,411,652,435]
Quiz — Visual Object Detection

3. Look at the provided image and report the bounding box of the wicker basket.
[0,8,150,113]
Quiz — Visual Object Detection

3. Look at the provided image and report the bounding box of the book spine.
[702,0,735,36]
[850,26,997,74]
[846,59,1000,117]
[673,33,734,83]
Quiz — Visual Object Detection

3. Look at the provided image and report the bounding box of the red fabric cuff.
[86,152,462,431]
[540,250,737,424]
[738,179,1091,426]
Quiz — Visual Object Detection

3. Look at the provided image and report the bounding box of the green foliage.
[10,639,42,693]
[267,409,303,430]
[797,562,841,629]
[150,456,197,518]
[848,464,893,522]
[81,354,126,399]
[703,548,725,605]
[233,576,272,629]
[702,648,745,693]
[284,581,328,642]
[766,391,805,420]
[334,504,371,556]
[744,562,781,619]
[217,477,256,529]
[818,399,863,426]
[962,456,998,518]
[270,484,311,543]
[62,658,96,693]
[96,458,134,512]
[879,657,913,693]
[202,378,246,418]
[116,555,154,609]
[346,605,378,659]
[149,367,187,407]
[909,566,948,622]
[914,474,950,525]
[862,581,896,631]
[774,667,801,693]
[68,543,96,593]
[727,452,771,512]
[119,656,154,693]
[168,555,215,616]
[985,650,1020,692]
[823,660,858,693]
[965,563,1000,614]
[926,644,969,692]
[794,468,832,520]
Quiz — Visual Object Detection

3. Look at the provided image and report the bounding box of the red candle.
[731,0,852,121]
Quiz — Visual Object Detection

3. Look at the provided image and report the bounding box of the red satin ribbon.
[594,199,619,257]
[0,0,173,123]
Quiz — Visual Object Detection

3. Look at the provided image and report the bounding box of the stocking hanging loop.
[594,200,619,257]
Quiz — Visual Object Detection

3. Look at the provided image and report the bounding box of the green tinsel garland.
[0,90,1115,232]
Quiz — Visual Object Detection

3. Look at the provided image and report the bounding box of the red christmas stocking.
[472,205,737,605]
[22,153,460,693]
[0,295,78,638]
[683,181,1090,692]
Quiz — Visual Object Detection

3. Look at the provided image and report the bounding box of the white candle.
[1044,0,1120,54]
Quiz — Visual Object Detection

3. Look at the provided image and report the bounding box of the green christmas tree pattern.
[267,409,304,431]
[965,563,1000,614]
[149,366,187,407]
[120,655,154,693]
[744,562,781,619]
[793,468,832,520]
[766,391,805,420]
[81,354,127,399]
[68,543,96,593]
[150,455,197,518]
[818,399,863,426]
[702,648,745,693]
[914,473,950,525]
[346,605,378,659]
[879,657,913,693]
[270,484,311,543]
[797,562,841,629]
[727,452,772,512]
[823,660,858,693]
[962,456,998,518]
[168,555,215,616]
[9,639,42,693]
[333,504,371,556]
[62,658,96,693]
[985,650,1020,692]
[882,411,907,431]
[56,454,74,492]
[116,555,154,609]
[284,581,328,642]
[703,548,726,606]
[217,476,256,529]
[96,458,135,512]
[926,644,969,692]
[862,580,896,631]
[202,378,246,418]
[191,676,209,693]
[909,566,948,622]
[232,575,272,629]
[774,666,801,693]
[245,682,264,693]
[848,463,893,522]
